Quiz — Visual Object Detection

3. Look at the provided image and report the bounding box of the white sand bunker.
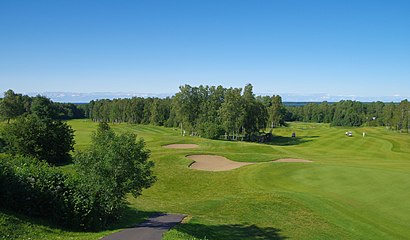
[187,155,254,171]
[163,144,199,149]
[273,158,312,163]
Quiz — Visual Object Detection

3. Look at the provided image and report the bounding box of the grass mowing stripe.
[2,120,410,239]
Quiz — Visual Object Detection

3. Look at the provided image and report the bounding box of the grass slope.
[2,119,410,239]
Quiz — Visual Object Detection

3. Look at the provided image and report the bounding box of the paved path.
[102,213,186,240]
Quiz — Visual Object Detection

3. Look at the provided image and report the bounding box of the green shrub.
[0,135,5,153]
[1,115,75,165]
[0,156,72,225]
[74,122,156,225]
[0,156,119,230]
[0,122,155,230]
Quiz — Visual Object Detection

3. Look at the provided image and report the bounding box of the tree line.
[285,100,410,132]
[0,89,85,123]
[85,96,172,125]
[2,87,409,136]
[80,85,410,137]
[82,84,286,141]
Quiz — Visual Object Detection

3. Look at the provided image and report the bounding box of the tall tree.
[241,84,267,138]
[196,85,225,139]
[74,122,156,220]
[1,115,75,164]
[173,85,202,134]
[0,89,26,123]
[219,87,244,140]
[394,100,410,132]
[268,95,285,128]
[30,95,60,119]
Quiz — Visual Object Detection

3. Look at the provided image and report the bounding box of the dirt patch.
[273,158,312,163]
[187,155,254,171]
[163,144,199,149]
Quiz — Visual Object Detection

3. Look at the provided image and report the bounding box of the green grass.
[2,119,410,239]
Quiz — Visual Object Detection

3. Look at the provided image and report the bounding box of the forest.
[0,89,85,122]
[81,85,410,137]
[1,85,410,142]
[84,84,285,140]
[286,100,410,131]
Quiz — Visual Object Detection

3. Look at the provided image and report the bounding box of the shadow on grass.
[265,136,319,146]
[104,206,156,231]
[173,222,287,240]
[0,206,155,233]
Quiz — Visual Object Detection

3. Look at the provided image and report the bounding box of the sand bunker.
[187,155,312,171]
[163,144,199,149]
[187,155,254,171]
[273,158,312,163]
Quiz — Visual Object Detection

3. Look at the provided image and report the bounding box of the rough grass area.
[0,209,103,240]
[2,119,410,239]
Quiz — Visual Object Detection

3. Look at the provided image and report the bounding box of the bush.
[0,155,125,230]
[0,156,73,226]
[0,135,5,153]
[0,122,156,230]
[1,115,75,165]
[74,122,156,224]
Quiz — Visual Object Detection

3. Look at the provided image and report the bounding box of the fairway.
[3,120,410,239]
[71,120,410,239]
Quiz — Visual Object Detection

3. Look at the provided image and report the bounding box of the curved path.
[102,213,186,240]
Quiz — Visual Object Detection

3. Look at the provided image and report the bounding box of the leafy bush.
[0,155,124,229]
[0,135,5,153]
[0,122,155,230]
[1,115,75,165]
[74,122,156,223]
[0,156,73,226]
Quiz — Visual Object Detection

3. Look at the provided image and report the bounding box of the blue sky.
[1,0,409,100]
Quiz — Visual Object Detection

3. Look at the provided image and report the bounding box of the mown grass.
[2,119,410,239]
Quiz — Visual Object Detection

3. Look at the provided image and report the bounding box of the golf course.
[2,0,409,238]
[3,119,409,239]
